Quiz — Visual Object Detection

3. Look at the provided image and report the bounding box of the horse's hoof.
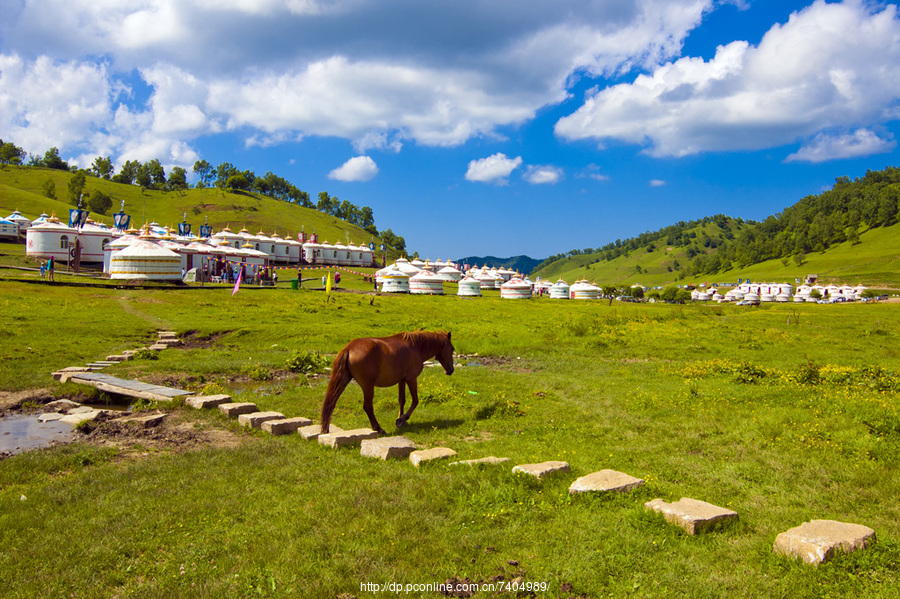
[395,418,407,428]
[376,428,388,436]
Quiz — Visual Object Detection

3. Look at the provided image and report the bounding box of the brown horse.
[320,331,454,434]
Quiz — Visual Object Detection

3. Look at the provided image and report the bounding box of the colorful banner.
[199,225,212,238]
[232,267,243,296]
[68,209,89,228]
[113,212,131,230]
[178,222,191,236]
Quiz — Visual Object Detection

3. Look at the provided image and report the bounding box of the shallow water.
[0,413,75,454]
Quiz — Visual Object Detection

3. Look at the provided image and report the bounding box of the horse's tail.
[320,347,352,433]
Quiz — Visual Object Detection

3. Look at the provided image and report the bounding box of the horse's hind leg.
[361,385,386,435]
[396,378,419,427]
[395,382,406,428]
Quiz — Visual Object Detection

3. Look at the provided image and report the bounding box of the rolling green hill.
[533,218,900,288]
[0,164,386,251]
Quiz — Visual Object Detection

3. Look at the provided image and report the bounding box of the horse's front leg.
[395,381,406,428]
[361,384,386,435]
[396,377,419,427]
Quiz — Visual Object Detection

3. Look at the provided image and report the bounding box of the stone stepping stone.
[105,354,131,362]
[410,447,457,467]
[37,412,65,422]
[449,456,510,467]
[773,520,876,565]
[69,406,97,415]
[360,436,417,460]
[318,428,380,448]
[60,409,105,426]
[238,411,285,429]
[569,469,645,495]
[218,402,258,417]
[85,363,108,369]
[185,394,232,409]
[119,412,167,428]
[298,424,343,440]
[512,460,571,480]
[51,367,92,381]
[155,338,182,346]
[148,344,168,351]
[645,498,738,535]
[262,417,312,435]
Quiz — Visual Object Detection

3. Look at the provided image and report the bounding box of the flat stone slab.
[360,436,417,460]
[85,363,108,369]
[512,460,571,479]
[569,469,645,494]
[262,417,313,435]
[185,394,232,409]
[318,428,380,448]
[119,412,167,428]
[645,498,738,535]
[298,424,343,440]
[238,411,285,429]
[60,409,105,426]
[410,447,457,467]
[773,520,876,564]
[158,331,177,338]
[155,338,182,346]
[449,456,510,467]
[218,402,258,417]
[37,412,65,422]
[148,344,169,351]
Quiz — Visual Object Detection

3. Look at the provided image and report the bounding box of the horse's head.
[437,331,454,375]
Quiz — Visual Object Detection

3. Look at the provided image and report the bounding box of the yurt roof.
[410,269,442,281]
[113,238,180,258]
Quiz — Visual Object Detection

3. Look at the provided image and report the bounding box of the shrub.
[284,350,330,374]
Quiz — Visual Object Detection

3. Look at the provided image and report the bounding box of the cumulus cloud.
[649,179,666,187]
[465,153,523,185]
[0,0,713,164]
[786,129,896,163]
[523,165,563,185]
[328,155,379,182]
[555,1,900,160]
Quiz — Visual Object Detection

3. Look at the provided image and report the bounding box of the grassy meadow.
[1,262,899,598]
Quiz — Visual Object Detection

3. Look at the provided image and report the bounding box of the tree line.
[0,138,405,254]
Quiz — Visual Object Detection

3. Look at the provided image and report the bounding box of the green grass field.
[1,257,899,598]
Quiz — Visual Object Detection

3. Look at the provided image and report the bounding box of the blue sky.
[3,1,900,259]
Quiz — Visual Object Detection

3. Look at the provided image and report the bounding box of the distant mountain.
[455,255,544,274]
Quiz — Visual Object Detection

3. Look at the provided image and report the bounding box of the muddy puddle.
[0,413,76,454]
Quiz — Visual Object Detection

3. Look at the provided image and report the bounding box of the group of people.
[39,256,54,282]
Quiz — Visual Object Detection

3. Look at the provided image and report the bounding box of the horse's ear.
[447,331,452,342]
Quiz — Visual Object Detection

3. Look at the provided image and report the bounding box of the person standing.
[47,255,54,282]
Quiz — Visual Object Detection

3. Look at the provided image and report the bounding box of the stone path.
[46,330,880,568]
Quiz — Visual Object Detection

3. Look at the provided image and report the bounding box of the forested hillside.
[533,166,900,286]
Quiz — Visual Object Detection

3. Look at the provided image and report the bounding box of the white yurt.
[549,279,570,299]
[476,269,503,290]
[570,280,600,300]
[410,258,426,269]
[380,266,410,293]
[394,258,421,276]
[500,278,532,299]
[409,270,444,295]
[437,264,462,282]
[0,217,18,241]
[25,213,75,262]
[457,275,482,297]
[5,210,31,234]
[102,233,140,273]
[109,229,182,281]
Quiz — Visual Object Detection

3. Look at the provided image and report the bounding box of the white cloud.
[0,0,713,160]
[649,179,666,187]
[523,165,563,185]
[786,129,896,163]
[328,155,379,182]
[465,153,522,185]
[555,1,900,161]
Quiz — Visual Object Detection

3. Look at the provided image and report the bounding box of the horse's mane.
[394,330,449,354]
